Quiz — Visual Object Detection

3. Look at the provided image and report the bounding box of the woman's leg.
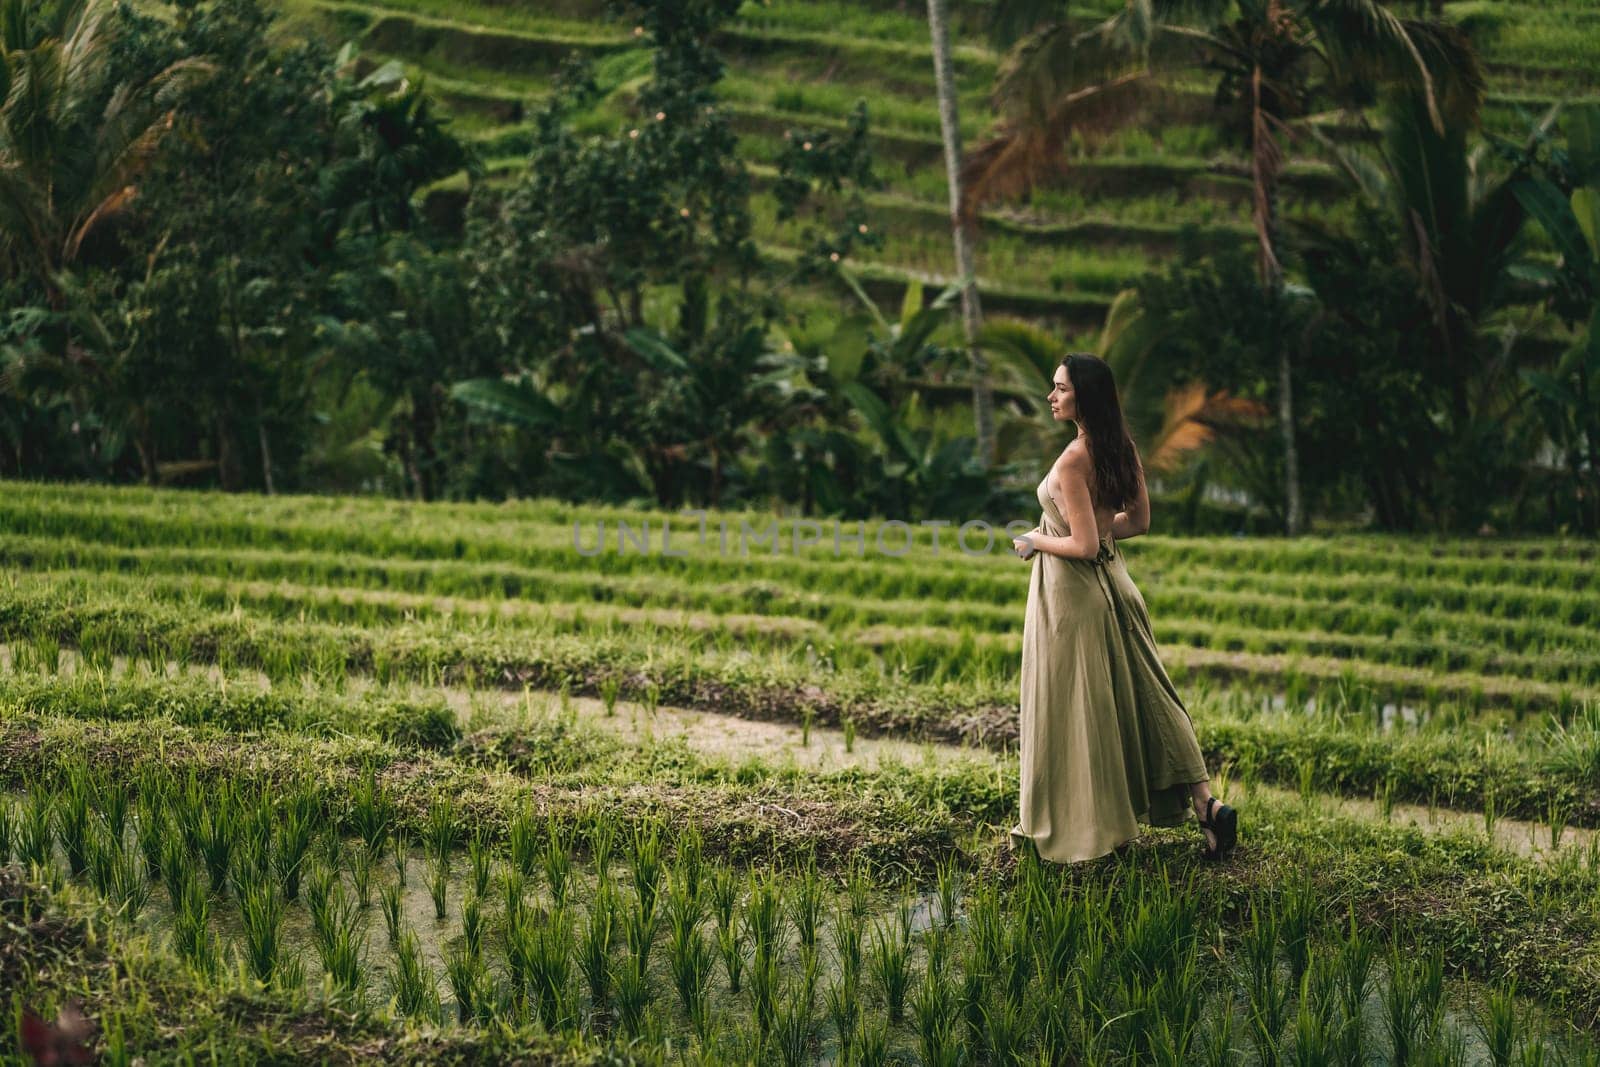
[1189,780,1217,850]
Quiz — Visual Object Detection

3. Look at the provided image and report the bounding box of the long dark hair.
[1062,352,1142,509]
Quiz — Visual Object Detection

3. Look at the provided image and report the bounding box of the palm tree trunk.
[927,0,994,468]
[1251,60,1301,535]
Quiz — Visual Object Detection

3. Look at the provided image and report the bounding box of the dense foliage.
[0,0,1595,533]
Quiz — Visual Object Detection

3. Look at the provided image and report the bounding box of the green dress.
[1008,473,1210,863]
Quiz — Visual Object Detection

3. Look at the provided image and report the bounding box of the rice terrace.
[2,0,1600,1061]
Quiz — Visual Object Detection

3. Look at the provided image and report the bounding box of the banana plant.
[1507,102,1600,532]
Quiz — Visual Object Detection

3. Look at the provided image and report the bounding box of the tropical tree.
[0,0,210,303]
[1503,103,1600,533]
[961,0,1484,533]
[1296,89,1545,529]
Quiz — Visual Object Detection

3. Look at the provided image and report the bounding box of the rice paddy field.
[2,479,1599,1063]
[268,0,1599,340]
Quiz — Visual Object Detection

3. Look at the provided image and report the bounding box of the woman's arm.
[1111,451,1151,539]
[1024,451,1102,560]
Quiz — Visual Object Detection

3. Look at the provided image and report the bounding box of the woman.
[1008,353,1237,863]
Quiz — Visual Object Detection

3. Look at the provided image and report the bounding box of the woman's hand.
[1012,527,1041,559]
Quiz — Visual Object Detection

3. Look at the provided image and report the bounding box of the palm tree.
[961,0,1483,533]
[0,0,210,304]
[1298,88,1542,529]
[925,0,995,468]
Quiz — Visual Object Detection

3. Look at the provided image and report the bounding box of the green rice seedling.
[508,808,538,878]
[935,857,961,931]
[18,788,53,872]
[133,799,167,884]
[348,845,375,909]
[305,862,338,944]
[1545,795,1571,851]
[981,993,1028,1065]
[462,893,485,962]
[589,815,616,882]
[350,766,392,861]
[601,675,620,716]
[1243,902,1289,1067]
[748,942,781,1039]
[1376,774,1397,822]
[543,820,571,908]
[31,629,60,675]
[195,788,237,895]
[1198,989,1239,1067]
[57,767,93,877]
[380,881,404,945]
[1288,969,1340,1067]
[97,777,130,844]
[643,681,660,718]
[613,949,654,1037]
[314,889,367,996]
[427,854,450,921]
[86,823,118,898]
[467,829,492,900]
[1477,980,1520,1067]
[624,886,661,980]
[912,965,959,1067]
[0,798,13,864]
[843,716,856,754]
[845,857,872,923]
[105,836,151,921]
[800,706,814,748]
[173,867,216,976]
[631,821,663,922]
[392,827,410,888]
[240,879,286,986]
[1280,882,1316,985]
[274,791,317,902]
[158,829,190,908]
[848,1016,890,1067]
[389,929,439,1022]
[666,895,714,1034]
[1484,781,1501,839]
[710,864,739,935]
[504,905,535,1012]
[1383,941,1429,1067]
[774,980,815,1067]
[230,820,272,902]
[787,860,824,955]
[867,911,912,1026]
[502,865,528,932]
[578,878,618,1016]
[426,795,456,866]
[825,969,860,1055]
[999,901,1033,1008]
[446,942,487,1025]
[717,914,747,998]
[676,823,705,903]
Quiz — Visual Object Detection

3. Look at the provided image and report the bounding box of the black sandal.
[1197,797,1238,861]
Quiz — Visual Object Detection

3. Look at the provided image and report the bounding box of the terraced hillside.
[271,0,1599,339]
[2,480,1599,1061]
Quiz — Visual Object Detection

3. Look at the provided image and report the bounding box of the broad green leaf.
[1512,177,1589,271]
[898,279,924,334]
[1572,186,1600,262]
[624,328,691,372]
[825,314,872,384]
[449,379,561,429]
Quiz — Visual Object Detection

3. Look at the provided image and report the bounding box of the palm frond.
[962,70,1151,216]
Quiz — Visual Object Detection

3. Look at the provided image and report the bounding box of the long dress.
[1008,472,1210,863]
